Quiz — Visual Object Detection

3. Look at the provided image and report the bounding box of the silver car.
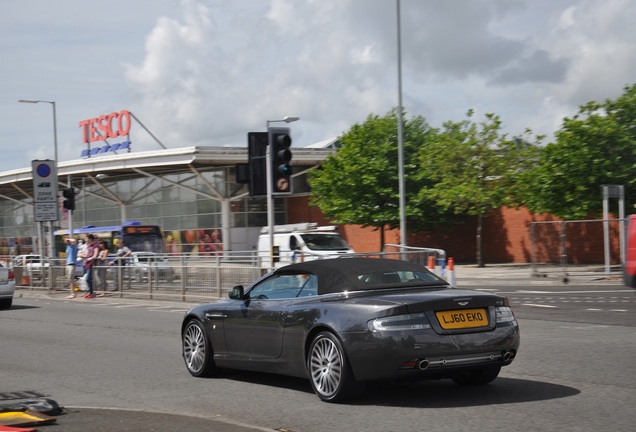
[12,254,50,281]
[128,252,175,283]
[0,261,16,309]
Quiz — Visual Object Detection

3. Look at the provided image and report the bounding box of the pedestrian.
[77,238,88,271]
[65,237,78,299]
[110,240,132,291]
[95,240,110,295]
[82,234,99,299]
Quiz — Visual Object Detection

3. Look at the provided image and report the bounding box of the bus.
[54,221,165,255]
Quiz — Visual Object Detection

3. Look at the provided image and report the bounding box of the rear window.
[358,270,442,286]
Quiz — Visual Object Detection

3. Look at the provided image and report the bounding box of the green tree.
[416,111,541,267]
[522,83,636,219]
[308,109,448,248]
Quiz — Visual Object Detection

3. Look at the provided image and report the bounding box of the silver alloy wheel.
[309,335,343,398]
[183,322,206,374]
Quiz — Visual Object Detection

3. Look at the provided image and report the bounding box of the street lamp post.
[18,99,62,261]
[18,100,58,164]
[266,116,300,269]
[396,0,407,250]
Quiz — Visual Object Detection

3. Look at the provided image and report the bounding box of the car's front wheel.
[182,320,218,377]
[307,332,359,403]
[451,365,501,386]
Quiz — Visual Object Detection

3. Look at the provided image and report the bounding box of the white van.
[258,223,354,268]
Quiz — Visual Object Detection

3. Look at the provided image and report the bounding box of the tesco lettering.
[79,109,131,144]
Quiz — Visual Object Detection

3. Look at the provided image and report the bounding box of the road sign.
[31,160,59,222]
[34,202,59,221]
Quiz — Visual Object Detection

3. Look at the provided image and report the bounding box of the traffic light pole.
[265,117,299,270]
[266,137,275,270]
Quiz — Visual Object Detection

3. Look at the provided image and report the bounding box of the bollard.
[447,257,457,288]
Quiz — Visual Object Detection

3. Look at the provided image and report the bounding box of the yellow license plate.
[436,308,488,329]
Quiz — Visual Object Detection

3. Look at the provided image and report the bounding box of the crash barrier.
[7,249,453,301]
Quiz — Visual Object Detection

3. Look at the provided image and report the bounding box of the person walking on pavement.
[110,240,131,291]
[65,237,78,299]
[95,240,110,296]
[82,234,99,299]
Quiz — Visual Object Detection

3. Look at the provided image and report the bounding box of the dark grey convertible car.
[181,258,520,402]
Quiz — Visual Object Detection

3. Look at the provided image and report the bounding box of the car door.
[223,274,304,359]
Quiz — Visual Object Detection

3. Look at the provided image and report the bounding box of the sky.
[1,0,635,173]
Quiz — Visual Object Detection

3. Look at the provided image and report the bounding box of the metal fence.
[530,219,625,282]
[10,255,264,302]
[8,249,450,301]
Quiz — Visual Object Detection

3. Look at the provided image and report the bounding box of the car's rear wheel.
[0,298,12,309]
[307,332,358,403]
[451,365,501,386]
[182,320,218,377]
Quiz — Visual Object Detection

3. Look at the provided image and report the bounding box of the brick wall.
[286,197,622,264]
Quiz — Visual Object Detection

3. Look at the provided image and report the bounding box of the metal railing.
[8,249,449,301]
[530,219,625,282]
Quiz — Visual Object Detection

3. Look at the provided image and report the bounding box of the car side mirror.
[229,285,245,300]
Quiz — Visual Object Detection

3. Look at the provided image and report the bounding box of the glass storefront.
[0,165,288,256]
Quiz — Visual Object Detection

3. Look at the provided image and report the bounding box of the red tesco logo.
[79,109,132,144]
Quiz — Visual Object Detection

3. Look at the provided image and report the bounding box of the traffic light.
[62,188,75,211]
[247,132,268,197]
[269,127,292,194]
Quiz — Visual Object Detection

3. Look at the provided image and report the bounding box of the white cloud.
[0,0,635,172]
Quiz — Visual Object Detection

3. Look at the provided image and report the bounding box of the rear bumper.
[344,325,520,381]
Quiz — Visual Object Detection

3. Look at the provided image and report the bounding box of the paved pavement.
[451,263,624,287]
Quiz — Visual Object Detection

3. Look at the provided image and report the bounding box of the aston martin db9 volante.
[181,258,520,402]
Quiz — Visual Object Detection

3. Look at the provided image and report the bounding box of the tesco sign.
[78,109,132,158]
[79,109,131,143]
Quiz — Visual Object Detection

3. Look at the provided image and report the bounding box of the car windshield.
[299,234,350,251]
[358,270,441,286]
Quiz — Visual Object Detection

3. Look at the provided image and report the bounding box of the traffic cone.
[447,257,457,288]
[20,274,30,286]
[427,256,435,272]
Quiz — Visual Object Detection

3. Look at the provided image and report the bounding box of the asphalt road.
[479,285,636,327]
[1,283,635,432]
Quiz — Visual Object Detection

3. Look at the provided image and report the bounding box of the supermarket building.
[0,134,340,257]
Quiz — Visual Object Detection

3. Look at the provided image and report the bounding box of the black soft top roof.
[275,257,447,295]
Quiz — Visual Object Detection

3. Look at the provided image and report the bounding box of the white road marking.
[522,303,558,308]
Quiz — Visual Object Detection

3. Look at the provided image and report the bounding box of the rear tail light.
[8,270,15,280]
[495,306,516,323]
[368,313,431,332]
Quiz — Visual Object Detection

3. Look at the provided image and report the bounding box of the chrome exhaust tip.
[502,351,515,362]
[417,359,430,371]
